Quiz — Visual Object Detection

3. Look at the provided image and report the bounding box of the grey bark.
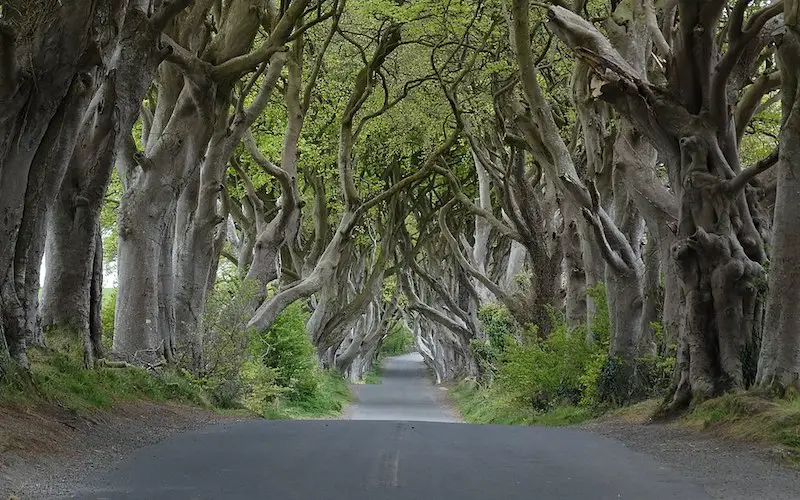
[42,1,191,363]
[757,20,800,392]
[2,65,96,366]
[173,52,287,372]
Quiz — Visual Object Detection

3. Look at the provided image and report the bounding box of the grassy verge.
[1,334,350,421]
[597,392,800,464]
[0,341,210,413]
[363,360,382,385]
[262,371,351,420]
[680,393,800,462]
[450,380,592,426]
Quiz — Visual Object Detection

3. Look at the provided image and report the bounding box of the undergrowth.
[0,334,209,413]
[452,284,671,427]
[363,359,382,384]
[453,282,800,464]
[194,281,352,419]
[450,380,591,426]
[1,287,351,421]
[262,371,351,419]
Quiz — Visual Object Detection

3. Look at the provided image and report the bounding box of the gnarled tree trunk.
[757,16,800,392]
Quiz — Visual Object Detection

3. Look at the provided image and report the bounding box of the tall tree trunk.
[2,69,95,366]
[89,227,105,364]
[159,211,177,364]
[113,66,216,363]
[114,200,170,364]
[756,21,800,392]
[0,0,97,286]
[562,213,587,328]
[42,3,188,359]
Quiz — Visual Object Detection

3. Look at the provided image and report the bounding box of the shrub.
[199,279,261,408]
[472,303,519,380]
[454,283,676,421]
[251,300,318,401]
[199,281,351,417]
[478,303,517,350]
[497,318,597,411]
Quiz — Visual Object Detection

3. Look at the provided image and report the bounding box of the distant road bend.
[72,353,710,499]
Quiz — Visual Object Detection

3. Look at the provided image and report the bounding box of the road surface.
[70,353,711,499]
[345,352,460,422]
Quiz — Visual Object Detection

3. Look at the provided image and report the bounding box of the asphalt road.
[345,352,460,422]
[69,353,711,500]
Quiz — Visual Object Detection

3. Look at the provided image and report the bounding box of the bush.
[451,283,677,423]
[251,300,318,401]
[579,285,674,409]
[199,279,262,408]
[471,302,520,381]
[198,280,351,417]
[262,371,351,420]
[450,379,591,426]
[497,318,598,411]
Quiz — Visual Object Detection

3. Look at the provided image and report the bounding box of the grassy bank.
[0,340,210,413]
[450,380,592,426]
[0,318,351,421]
[452,377,800,464]
[682,393,800,462]
[262,371,351,419]
[450,290,671,429]
[363,360,382,384]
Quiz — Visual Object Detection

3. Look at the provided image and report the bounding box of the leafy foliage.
[578,286,674,409]
[450,379,590,426]
[199,281,350,416]
[100,288,116,351]
[497,318,598,411]
[453,283,676,424]
[379,324,414,356]
[251,301,318,402]
[198,280,260,408]
[471,302,527,381]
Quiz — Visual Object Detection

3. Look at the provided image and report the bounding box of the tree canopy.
[1,0,798,415]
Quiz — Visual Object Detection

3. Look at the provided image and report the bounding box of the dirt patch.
[0,401,255,499]
[581,413,800,500]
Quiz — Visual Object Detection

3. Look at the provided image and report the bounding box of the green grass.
[450,380,591,426]
[363,360,382,384]
[608,398,661,423]
[1,337,210,413]
[262,371,352,420]
[1,323,352,422]
[608,393,800,464]
[681,392,800,461]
